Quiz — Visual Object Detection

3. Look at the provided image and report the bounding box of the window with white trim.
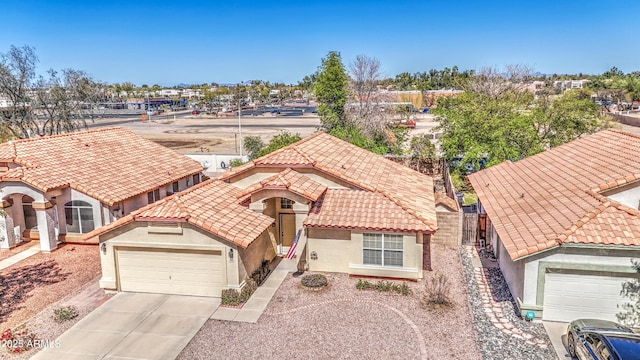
[64,200,95,234]
[363,233,403,267]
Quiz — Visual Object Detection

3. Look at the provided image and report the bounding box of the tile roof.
[219,132,437,232]
[236,168,327,201]
[468,129,640,260]
[304,189,435,232]
[84,179,274,248]
[435,192,459,211]
[0,128,203,205]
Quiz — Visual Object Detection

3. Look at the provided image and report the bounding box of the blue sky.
[1,0,637,86]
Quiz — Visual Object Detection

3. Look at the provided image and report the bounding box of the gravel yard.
[180,245,480,360]
[0,244,101,330]
[461,247,556,360]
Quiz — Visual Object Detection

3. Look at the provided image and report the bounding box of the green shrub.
[356,279,372,290]
[230,158,245,167]
[355,279,411,296]
[53,305,78,323]
[221,289,241,306]
[301,274,328,288]
[240,278,258,302]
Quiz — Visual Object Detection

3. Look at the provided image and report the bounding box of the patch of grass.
[462,192,478,206]
[356,279,411,296]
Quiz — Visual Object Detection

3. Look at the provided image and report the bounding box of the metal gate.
[462,213,478,245]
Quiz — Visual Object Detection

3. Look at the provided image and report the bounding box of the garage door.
[117,248,225,297]
[542,272,632,322]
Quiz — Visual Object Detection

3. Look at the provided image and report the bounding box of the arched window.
[22,195,37,229]
[65,200,95,234]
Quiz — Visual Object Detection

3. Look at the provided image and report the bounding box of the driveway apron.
[32,292,220,360]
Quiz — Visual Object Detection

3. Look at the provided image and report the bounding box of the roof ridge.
[292,145,316,165]
[607,128,640,141]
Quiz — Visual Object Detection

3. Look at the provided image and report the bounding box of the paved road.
[33,293,219,360]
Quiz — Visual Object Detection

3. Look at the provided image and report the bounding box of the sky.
[1,0,638,86]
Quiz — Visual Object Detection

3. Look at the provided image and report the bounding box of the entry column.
[33,201,58,252]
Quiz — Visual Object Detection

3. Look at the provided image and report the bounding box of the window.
[22,195,37,229]
[64,200,95,234]
[363,233,403,267]
[280,198,293,209]
[193,174,200,185]
[172,181,179,193]
[147,189,160,204]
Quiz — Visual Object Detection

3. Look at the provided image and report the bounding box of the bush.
[240,278,258,303]
[301,274,328,288]
[423,272,452,306]
[52,305,78,323]
[0,325,36,353]
[229,158,245,167]
[221,289,242,306]
[355,279,411,296]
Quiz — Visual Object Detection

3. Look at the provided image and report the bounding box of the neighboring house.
[87,132,439,297]
[468,129,640,323]
[0,128,203,252]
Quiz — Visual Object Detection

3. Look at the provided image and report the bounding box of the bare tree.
[0,45,38,138]
[0,45,104,138]
[467,64,535,99]
[346,54,393,135]
[32,69,104,136]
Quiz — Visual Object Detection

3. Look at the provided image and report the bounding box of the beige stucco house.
[0,128,203,252]
[469,129,640,324]
[88,132,439,297]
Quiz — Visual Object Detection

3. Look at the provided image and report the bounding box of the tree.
[617,260,640,327]
[243,135,265,160]
[314,51,348,132]
[0,45,38,139]
[433,86,611,172]
[346,55,390,136]
[409,135,438,174]
[256,131,301,158]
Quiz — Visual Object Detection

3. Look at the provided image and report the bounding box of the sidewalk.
[210,257,297,323]
[0,243,40,271]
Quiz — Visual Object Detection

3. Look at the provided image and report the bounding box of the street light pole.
[238,84,243,157]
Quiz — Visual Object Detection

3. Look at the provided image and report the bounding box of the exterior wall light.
[228,248,234,261]
[100,242,107,255]
[310,251,318,260]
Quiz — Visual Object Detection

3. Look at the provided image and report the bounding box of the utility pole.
[238,84,243,157]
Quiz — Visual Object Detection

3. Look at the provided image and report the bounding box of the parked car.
[388,119,416,129]
[192,110,200,115]
[567,319,640,359]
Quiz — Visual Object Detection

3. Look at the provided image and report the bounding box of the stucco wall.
[496,236,525,301]
[238,229,277,281]
[99,222,242,291]
[432,211,461,246]
[522,247,640,305]
[605,183,640,210]
[307,228,422,280]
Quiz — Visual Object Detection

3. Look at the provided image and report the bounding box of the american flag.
[286,229,302,259]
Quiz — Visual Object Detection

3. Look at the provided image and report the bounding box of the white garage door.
[542,272,632,322]
[117,248,226,297]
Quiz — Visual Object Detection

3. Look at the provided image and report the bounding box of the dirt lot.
[179,244,479,360]
[0,244,101,329]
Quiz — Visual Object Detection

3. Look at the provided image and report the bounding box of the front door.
[279,214,296,254]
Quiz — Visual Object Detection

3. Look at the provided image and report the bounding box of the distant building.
[553,79,590,92]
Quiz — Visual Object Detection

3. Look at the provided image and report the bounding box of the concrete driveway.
[33,292,219,360]
[543,321,571,359]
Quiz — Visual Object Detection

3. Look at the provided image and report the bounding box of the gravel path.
[461,246,557,360]
[180,245,481,360]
